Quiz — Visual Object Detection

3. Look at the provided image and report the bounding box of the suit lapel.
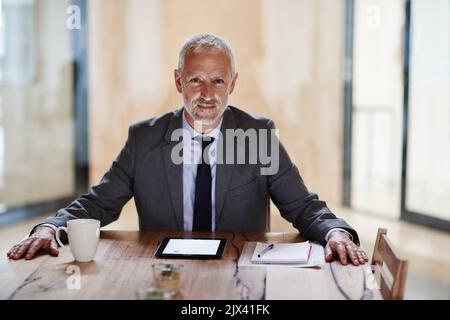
[161,109,184,230]
[215,107,237,227]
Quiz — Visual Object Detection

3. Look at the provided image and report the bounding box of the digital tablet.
[155,237,227,259]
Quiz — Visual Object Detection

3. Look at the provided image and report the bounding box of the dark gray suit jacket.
[39,106,359,245]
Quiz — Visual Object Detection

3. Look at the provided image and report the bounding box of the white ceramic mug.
[55,219,100,262]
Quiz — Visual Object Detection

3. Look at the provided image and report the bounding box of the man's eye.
[214,79,225,84]
[190,78,201,83]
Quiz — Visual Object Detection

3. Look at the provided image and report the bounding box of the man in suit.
[7,33,368,266]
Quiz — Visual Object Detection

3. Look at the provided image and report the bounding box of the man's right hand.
[6,226,59,260]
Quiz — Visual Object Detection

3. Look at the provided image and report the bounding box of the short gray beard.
[184,100,227,127]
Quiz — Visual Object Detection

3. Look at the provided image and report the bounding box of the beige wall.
[88,0,345,225]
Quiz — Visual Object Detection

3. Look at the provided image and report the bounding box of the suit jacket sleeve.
[266,120,360,246]
[31,125,136,238]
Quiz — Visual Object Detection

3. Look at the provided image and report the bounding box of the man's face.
[174,48,238,127]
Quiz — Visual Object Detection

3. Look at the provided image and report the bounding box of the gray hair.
[177,33,236,75]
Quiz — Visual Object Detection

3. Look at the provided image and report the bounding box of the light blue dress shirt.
[182,112,223,232]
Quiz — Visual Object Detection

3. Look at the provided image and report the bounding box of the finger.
[346,244,359,266]
[48,239,59,256]
[11,239,33,260]
[7,245,19,258]
[335,243,348,265]
[325,244,333,262]
[355,250,366,264]
[356,251,366,264]
[356,248,368,263]
[360,249,369,261]
[25,239,45,260]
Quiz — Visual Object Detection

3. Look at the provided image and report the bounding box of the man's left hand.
[325,230,369,265]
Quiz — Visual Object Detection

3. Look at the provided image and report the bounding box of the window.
[344,0,450,232]
[0,0,4,190]
[0,0,88,225]
[403,0,450,227]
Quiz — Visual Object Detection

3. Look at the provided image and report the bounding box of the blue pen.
[257,244,274,258]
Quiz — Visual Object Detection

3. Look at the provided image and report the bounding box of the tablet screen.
[163,239,221,255]
[155,237,227,259]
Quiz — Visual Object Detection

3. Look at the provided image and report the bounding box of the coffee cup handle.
[55,226,68,247]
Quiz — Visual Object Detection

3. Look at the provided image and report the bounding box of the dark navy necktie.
[193,136,215,231]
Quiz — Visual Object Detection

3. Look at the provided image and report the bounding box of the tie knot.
[193,136,215,150]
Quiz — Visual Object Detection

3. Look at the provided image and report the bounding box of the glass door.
[349,0,405,219]
[402,0,450,231]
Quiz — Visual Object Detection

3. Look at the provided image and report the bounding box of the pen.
[257,244,274,258]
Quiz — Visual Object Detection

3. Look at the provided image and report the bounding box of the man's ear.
[229,72,238,95]
[174,69,182,93]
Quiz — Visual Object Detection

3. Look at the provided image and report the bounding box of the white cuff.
[30,224,58,239]
[23,224,58,242]
[324,228,353,242]
[38,224,58,232]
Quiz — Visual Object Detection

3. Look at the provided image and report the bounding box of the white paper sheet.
[162,239,221,255]
[238,241,325,268]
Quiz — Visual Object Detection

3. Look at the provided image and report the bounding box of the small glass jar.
[152,262,183,297]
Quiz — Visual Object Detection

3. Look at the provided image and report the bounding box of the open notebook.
[251,241,312,264]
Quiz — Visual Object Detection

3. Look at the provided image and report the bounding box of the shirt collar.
[182,109,223,141]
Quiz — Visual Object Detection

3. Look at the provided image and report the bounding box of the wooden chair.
[371,228,409,300]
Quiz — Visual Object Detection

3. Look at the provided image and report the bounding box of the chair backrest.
[371,228,409,300]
